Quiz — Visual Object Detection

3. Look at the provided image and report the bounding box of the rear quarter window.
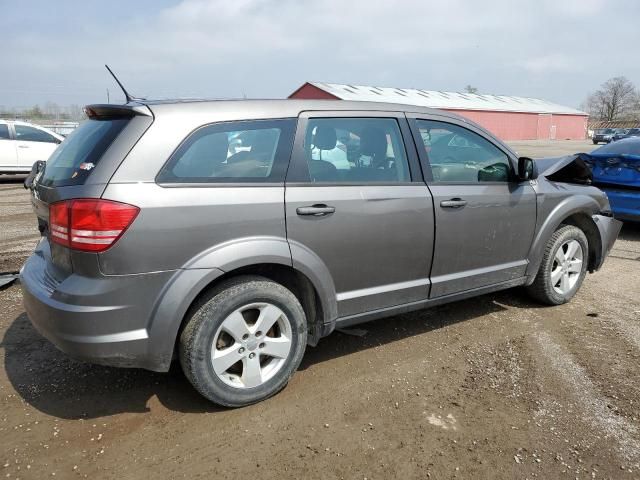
[39,118,129,187]
[157,118,296,184]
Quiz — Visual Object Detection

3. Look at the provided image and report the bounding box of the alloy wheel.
[211,302,292,389]
[550,239,583,295]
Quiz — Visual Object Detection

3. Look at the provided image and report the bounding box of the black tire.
[526,225,589,305]
[592,140,598,145]
[179,275,307,407]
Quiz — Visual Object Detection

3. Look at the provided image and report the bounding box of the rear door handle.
[440,198,467,208]
[296,204,336,216]
[18,145,29,148]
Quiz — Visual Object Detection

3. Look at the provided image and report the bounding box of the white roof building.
[292,82,586,116]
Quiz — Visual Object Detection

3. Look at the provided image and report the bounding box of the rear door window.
[40,118,130,187]
[15,125,58,143]
[0,124,10,140]
[300,117,411,183]
[157,119,295,183]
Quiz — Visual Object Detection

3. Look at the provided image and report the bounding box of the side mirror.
[518,157,538,181]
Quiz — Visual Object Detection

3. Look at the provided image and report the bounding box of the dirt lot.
[1,141,639,479]
[508,139,596,158]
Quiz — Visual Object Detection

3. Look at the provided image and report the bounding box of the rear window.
[39,118,129,187]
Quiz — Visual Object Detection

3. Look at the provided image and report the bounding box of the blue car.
[581,137,640,222]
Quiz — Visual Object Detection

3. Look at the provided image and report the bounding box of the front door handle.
[440,198,467,208]
[18,145,29,149]
[296,204,336,216]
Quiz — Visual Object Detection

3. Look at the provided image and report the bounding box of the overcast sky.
[1,0,639,110]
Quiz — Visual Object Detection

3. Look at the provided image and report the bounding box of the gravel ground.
[508,139,597,158]
[1,142,639,479]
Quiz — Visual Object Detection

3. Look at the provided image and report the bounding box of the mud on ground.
[1,148,639,479]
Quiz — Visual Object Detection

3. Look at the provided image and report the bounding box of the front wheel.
[526,225,589,305]
[179,276,307,407]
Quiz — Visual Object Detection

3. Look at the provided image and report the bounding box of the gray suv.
[21,99,621,407]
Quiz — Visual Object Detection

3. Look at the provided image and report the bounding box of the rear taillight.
[49,199,139,252]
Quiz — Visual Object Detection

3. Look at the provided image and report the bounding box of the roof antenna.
[104,64,137,103]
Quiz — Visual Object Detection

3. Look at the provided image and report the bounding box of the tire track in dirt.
[590,301,640,353]
[533,330,640,466]
[511,298,638,464]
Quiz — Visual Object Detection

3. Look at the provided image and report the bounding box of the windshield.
[39,118,129,187]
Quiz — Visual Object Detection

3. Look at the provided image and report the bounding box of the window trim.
[0,123,11,141]
[287,111,423,185]
[14,124,58,144]
[155,118,297,186]
[407,115,519,185]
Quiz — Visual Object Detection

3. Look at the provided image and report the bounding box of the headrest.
[308,159,338,182]
[189,131,229,165]
[360,127,387,158]
[250,129,278,154]
[313,126,337,150]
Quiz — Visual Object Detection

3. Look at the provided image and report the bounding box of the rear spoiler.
[83,103,152,119]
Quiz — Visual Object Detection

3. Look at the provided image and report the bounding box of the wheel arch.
[178,263,330,345]
[526,195,602,281]
[558,213,602,272]
[145,237,337,371]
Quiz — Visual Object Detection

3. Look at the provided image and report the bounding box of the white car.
[0,120,64,173]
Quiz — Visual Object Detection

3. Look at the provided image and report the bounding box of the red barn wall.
[552,114,588,140]
[537,114,552,139]
[441,109,586,141]
[446,109,539,140]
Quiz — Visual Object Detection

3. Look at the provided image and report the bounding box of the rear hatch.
[29,104,153,278]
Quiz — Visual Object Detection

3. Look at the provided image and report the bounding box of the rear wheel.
[179,276,307,407]
[527,225,589,305]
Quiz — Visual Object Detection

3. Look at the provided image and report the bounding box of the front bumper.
[592,213,623,270]
[20,244,174,370]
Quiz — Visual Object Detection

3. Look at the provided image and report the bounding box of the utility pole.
[107,88,110,103]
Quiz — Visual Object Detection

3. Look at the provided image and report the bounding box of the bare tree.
[67,104,86,122]
[464,85,479,94]
[44,102,61,121]
[584,76,638,121]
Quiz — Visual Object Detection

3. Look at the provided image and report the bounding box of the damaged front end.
[535,154,593,184]
[536,152,640,222]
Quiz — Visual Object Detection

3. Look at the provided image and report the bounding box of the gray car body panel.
[99,183,289,274]
[403,112,538,297]
[20,98,622,372]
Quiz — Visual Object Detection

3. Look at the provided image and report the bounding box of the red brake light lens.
[49,199,139,252]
